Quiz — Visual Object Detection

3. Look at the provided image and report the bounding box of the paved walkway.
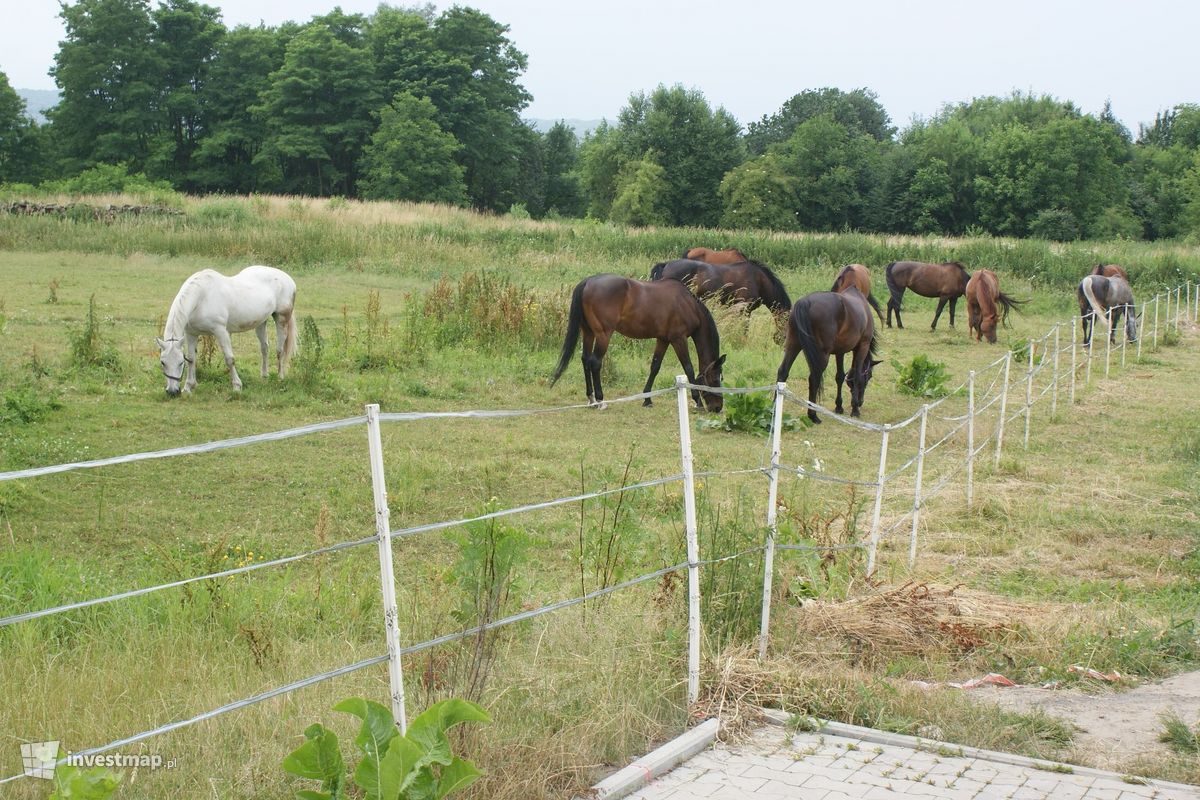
[624,723,1200,800]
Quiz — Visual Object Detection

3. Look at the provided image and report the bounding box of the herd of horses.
[153,254,1139,425]
[548,250,1139,424]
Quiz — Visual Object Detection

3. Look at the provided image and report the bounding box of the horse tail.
[1080,275,1109,333]
[884,262,903,309]
[792,300,825,398]
[995,291,1025,326]
[550,278,587,386]
[866,291,884,322]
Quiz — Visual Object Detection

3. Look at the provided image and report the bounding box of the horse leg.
[1110,307,1121,343]
[641,338,669,406]
[849,348,868,416]
[834,353,847,415]
[669,339,701,408]
[931,298,948,331]
[776,327,801,383]
[590,333,610,407]
[581,330,596,405]
[1081,310,1092,346]
[274,314,286,376]
[949,296,958,328]
[807,354,829,424]
[256,322,269,378]
[184,333,198,393]
[213,327,243,391]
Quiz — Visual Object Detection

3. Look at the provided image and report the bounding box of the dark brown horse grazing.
[965,269,1025,343]
[550,274,726,411]
[1078,274,1138,346]
[884,261,971,330]
[649,258,792,318]
[1092,263,1129,280]
[682,247,750,265]
[831,264,884,322]
[776,288,881,424]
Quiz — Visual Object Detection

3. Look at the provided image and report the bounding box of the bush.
[66,295,121,371]
[892,355,951,398]
[696,389,804,434]
[1028,208,1081,241]
[1090,204,1143,241]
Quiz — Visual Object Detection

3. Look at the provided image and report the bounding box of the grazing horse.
[1092,263,1129,280]
[1078,274,1138,345]
[156,265,298,395]
[884,260,971,331]
[682,246,751,265]
[776,288,881,424]
[831,264,884,322]
[550,274,726,411]
[965,269,1025,343]
[649,259,792,320]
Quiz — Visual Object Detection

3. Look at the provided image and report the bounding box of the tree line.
[1,0,1199,242]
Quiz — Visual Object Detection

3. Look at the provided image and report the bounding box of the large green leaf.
[376,735,423,799]
[405,699,491,758]
[49,762,122,800]
[336,698,400,799]
[436,757,482,799]
[282,723,344,784]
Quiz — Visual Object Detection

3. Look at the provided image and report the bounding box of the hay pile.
[790,582,1034,659]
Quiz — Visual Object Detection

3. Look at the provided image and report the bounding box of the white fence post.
[757,383,786,660]
[1104,309,1113,379]
[1137,302,1145,361]
[966,370,976,507]
[994,351,1012,468]
[1069,316,1078,405]
[1176,287,1183,331]
[908,405,928,569]
[1153,293,1160,350]
[866,426,890,576]
[365,404,407,733]
[1120,305,1128,368]
[1050,324,1061,420]
[1023,341,1034,450]
[675,375,701,707]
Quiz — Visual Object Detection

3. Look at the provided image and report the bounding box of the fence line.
[1,282,1191,786]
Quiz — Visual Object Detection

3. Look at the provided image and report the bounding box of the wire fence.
[0,280,1195,786]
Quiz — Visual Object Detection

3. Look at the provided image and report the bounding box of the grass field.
[1,196,1199,797]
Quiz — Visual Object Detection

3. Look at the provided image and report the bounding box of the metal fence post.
[994,352,1011,467]
[757,382,786,660]
[1069,316,1078,405]
[966,370,976,507]
[908,405,928,569]
[675,375,701,706]
[1050,324,1061,419]
[365,404,407,733]
[1023,341,1034,450]
[866,426,890,576]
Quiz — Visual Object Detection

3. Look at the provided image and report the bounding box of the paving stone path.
[624,725,1199,800]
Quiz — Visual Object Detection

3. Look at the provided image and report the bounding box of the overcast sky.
[4,0,1196,132]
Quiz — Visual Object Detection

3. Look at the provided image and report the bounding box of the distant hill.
[526,118,604,139]
[17,89,59,123]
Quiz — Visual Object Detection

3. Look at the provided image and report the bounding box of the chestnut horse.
[965,269,1024,343]
[682,247,751,265]
[1078,274,1137,345]
[831,264,884,322]
[1092,263,1129,280]
[776,288,880,424]
[551,274,726,411]
[649,258,792,318]
[884,260,971,330]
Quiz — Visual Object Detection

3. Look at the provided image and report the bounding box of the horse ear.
[717,354,727,367]
[155,337,166,349]
[871,359,883,367]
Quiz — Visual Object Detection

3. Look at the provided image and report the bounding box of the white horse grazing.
[156,266,298,395]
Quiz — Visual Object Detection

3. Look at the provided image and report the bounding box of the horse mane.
[692,292,721,362]
[164,272,208,339]
[748,260,792,310]
[650,261,667,280]
[830,264,852,292]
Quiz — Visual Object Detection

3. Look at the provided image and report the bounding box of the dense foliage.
[4,0,1200,240]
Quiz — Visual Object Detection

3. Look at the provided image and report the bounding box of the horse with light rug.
[156,265,298,395]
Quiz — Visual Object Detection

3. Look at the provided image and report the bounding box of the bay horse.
[884,261,970,331]
[682,247,750,265]
[550,274,726,411]
[965,269,1024,343]
[776,288,881,424]
[649,258,792,320]
[1078,274,1137,345]
[831,264,884,322]
[156,265,297,395]
[1092,263,1129,280]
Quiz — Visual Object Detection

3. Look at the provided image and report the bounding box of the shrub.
[696,389,804,434]
[66,295,121,371]
[892,355,951,398]
[1028,208,1081,241]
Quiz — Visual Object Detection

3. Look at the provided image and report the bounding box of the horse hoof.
[642,399,653,407]
[596,401,608,411]
[809,415,822,425]
[851,409,861,417]
[834,406,844,415]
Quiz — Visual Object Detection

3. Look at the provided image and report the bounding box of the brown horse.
[884,260,971,331]
[965,269,1024,343]
[1092,263,1129,280]
[649,258,791,318]
[682,247,751,265]
[776,288,881,424]
[550,274,726,411]
[831,264,884,322]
